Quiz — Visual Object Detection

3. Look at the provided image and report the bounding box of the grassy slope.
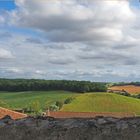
[62,93,140,115]
[0,91,80,110]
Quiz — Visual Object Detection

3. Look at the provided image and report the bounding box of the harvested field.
[109,85,140,94]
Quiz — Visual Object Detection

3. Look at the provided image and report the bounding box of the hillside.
[0,91,80,110]
[62,93,140,115]
[109,85,140,94]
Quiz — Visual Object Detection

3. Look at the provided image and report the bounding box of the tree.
[0,79,107,93]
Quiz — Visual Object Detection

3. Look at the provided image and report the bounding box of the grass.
[1,91,140,116]
[0,91,80,110]
[62,92,140,115]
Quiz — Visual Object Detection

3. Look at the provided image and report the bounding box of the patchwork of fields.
[109,85,140,94]
[1,90,140,116]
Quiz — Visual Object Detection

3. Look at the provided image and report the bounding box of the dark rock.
[1,115,12,120]
[1,115,13,124]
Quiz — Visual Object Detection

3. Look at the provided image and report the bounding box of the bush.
[64,97,74,104]
[121,92,131,97]
[49,104,59,111]
[30,101,41,115]
[55,101,64,109]
[134,94,140,99]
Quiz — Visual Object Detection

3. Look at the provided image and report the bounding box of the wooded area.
[0,79,107,93]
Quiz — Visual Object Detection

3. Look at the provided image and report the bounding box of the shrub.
[135,94,140,99]
[55,101,64,109]
[64,97,74,104]
[121,92,131,97]
[49,104,59,111]
[30,101,41,115]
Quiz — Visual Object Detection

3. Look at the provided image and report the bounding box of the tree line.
[112,82,140,86]
[0,79,107,93]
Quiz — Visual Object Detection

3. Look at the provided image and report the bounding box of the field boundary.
[49,111,136,118]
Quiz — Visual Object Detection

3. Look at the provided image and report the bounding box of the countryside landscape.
[0,0,140,140]
[1,79,140,117]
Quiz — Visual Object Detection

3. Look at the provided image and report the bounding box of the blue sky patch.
[0,0,16,11]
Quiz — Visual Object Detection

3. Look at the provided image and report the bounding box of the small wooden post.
[46,108,50,117]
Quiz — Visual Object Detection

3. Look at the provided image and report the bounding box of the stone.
[0,117,140,140]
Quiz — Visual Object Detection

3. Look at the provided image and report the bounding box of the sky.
[0,0,140,82]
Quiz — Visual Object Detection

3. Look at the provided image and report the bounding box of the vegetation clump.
[64,97,75,104]
[49,104,59,111]
[30,101,42,116]
[55,101,64,110]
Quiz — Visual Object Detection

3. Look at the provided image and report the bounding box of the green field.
[0,91,80,110]
[1,91,140,115]
[62,93,140,115]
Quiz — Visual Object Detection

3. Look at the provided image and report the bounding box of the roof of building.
[0,107,27,120]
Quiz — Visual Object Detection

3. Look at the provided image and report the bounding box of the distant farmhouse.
[107,89,128,94]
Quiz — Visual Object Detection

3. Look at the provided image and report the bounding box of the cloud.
[78,51,139,65]
[10,0,134,43]
[48,57,74,65]
[0,32,12,39]
[0,0,139,81]
[0,48,14,59]
[5,67,22,74]
[26,37,43,44]
[44,42,70,50]
[0,15,5,24]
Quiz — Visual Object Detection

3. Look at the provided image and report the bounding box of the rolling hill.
[0,91,80,110]
[62,93,140,115]
[1,91,140,116]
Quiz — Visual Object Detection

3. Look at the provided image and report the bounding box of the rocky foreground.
[0,116,140,140]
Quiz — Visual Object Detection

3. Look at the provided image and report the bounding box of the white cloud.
[0,48,14,59]
[6,67,22,73]
[0,15,5,23]
[0,0,139,81]
[9,0,134,43]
